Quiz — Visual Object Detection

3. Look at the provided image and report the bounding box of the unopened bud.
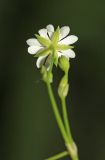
[47,71,53,83]
[41,66,53,83]
[58,75,69,98]
[41,66,47,82]
[59,56,70,73]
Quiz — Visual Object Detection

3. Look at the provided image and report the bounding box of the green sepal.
[51,26,60,46]
[35,34,51,47]
[48,53,54,72]
[53,50,58,66]
[34,48,51,57]
[57,45,74,51]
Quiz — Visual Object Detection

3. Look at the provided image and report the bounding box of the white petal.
[59,35,78,45]
[59,26,70,40]
[38,28,49,39]
[46,24,54,38]
[26,38,41,46]
[28,46,43,55]
[57,51,62,57]
[46,24,54,32]
[36,55,47,68]
[61,49,76,58]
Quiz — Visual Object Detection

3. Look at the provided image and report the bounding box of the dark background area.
[0,0,105,160]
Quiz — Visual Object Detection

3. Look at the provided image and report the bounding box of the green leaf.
[57,44,74,51]
[34,48,51,57]
[51,26,60,46]
[35,34,51,47]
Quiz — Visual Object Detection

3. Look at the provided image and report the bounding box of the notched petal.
[59,35,78,45]
[46,24,54,32]
[28,46,43,55]
[61,49,76,58]
[59,26,70,40]
[26,38,41,46]
[38,28,49,39]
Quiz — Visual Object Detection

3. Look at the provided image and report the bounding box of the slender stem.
[61,97,73,144]
[46,81,69,144]
[46,80,80,160]
[60,98,80,160]
[46,151,68,160]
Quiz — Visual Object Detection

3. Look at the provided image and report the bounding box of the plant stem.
[61,97,73,144]
[61,97,80,160]
[46,151,68,160]
[46,81,79,160]
[46,81,69,144]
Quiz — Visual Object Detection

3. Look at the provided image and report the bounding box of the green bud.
[47,71,53,83]
[41,66,47,82]
[59,56,70,73]
[41,66,53,83]
[58,75,69,98]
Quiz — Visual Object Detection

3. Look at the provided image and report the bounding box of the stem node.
[66,142,79,160]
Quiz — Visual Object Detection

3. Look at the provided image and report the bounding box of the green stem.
[46,151,68,160]
[60,98,80,160]
[46,80,80,160]
[61,97,73,144]
[46,81,69,144]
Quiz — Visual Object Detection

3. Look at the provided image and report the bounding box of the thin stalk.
[46,151,68,160]
[46,81,79,160]
[60,98,80,160]
[61,97,73,144]
[46,81,69,144]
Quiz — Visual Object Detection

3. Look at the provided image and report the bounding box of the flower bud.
[41,66,53,83]
[58,75,69,98]
[59,56,70,73]
[47,71,53,83]
[41,66,47,82]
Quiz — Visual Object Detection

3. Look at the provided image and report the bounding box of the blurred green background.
[0,0,105,160]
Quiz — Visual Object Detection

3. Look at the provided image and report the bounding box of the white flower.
[26,24,78,69]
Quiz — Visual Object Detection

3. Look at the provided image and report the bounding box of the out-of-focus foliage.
[0,0,105,160]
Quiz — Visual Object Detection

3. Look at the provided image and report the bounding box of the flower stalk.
[61,97,73,143]
[46,80,69,144]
